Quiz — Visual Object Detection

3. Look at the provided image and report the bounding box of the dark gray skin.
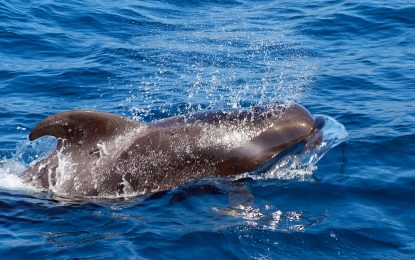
[20,103,320,197]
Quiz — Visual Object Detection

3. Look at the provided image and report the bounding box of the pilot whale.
[20,103,322,197]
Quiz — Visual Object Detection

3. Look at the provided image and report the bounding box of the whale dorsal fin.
[29,110,141,146]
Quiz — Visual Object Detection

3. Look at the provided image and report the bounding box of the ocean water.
[0,0,414,258]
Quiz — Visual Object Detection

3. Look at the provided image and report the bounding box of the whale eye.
[89,147,101,157]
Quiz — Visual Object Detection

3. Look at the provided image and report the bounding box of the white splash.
[0,158,36,191]
[0,136,56,192]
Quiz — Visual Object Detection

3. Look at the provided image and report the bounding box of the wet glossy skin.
[20,103,318,197]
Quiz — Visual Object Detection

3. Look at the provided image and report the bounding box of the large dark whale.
[20,103,322,197]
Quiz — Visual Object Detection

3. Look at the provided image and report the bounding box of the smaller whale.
[20,103,323,197]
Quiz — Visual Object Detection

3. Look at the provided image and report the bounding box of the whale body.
[20,103,322,197]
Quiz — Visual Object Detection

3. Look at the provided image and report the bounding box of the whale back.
[146,103,316,177]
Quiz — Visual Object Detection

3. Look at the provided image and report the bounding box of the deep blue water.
[1,0,414,258]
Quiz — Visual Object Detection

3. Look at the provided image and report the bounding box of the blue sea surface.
[1,0,414,258]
